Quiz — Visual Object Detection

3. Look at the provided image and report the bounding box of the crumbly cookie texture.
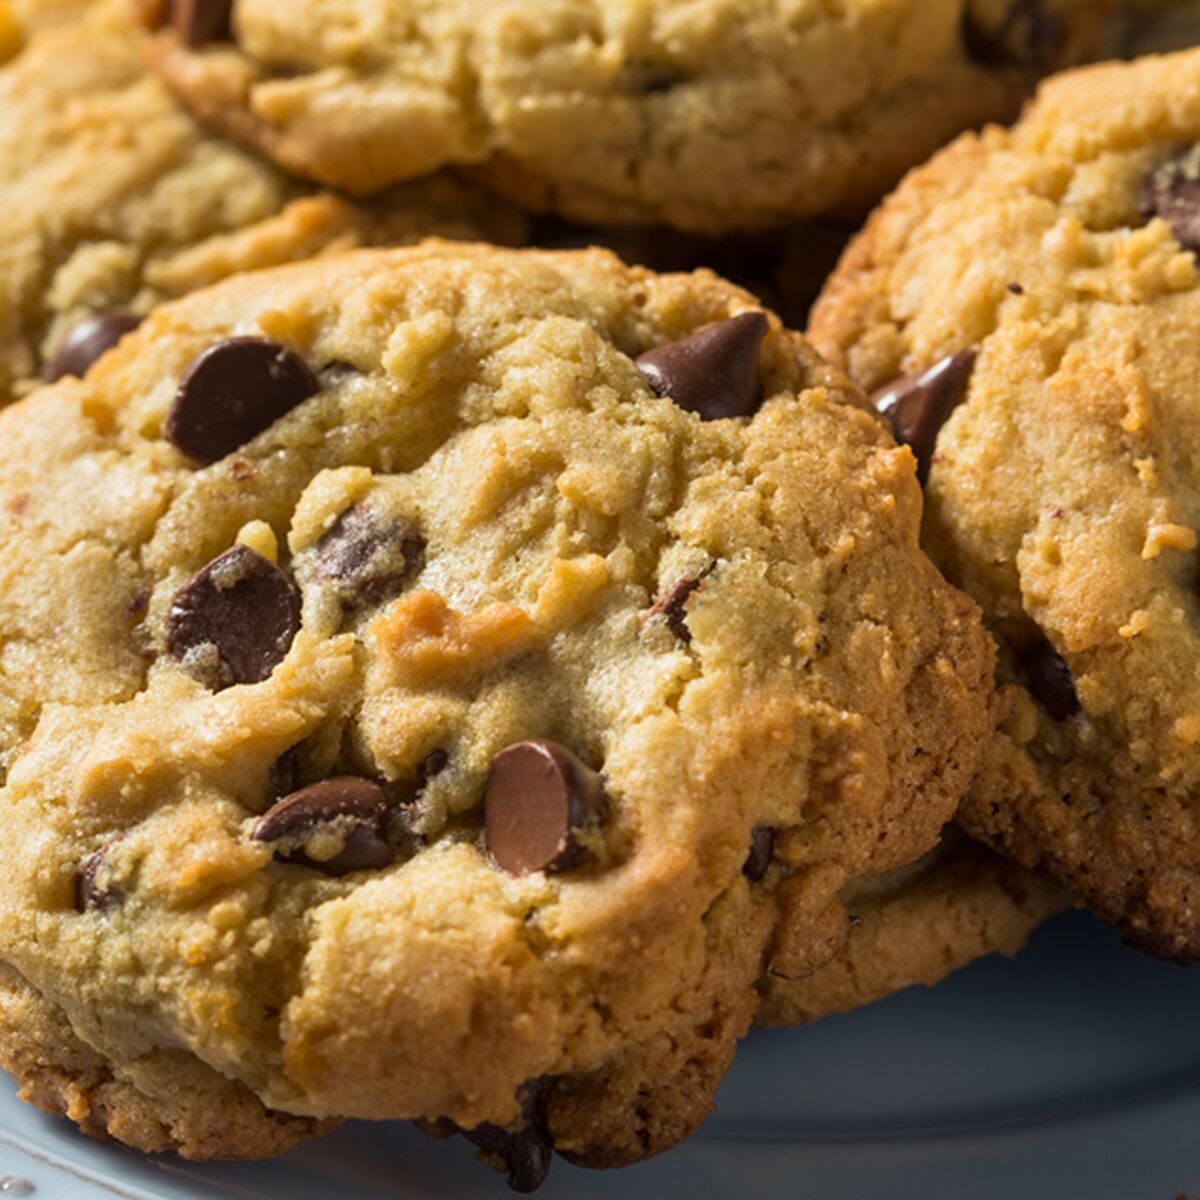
[0,961,334,1160]
[759,836,1068,1025]
[810,46,1200,961]
[0,12,524,405]
[137,0,1115,234]
[0,244,995,1178]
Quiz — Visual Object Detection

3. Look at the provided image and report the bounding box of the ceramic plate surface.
[0,909,1196,1199]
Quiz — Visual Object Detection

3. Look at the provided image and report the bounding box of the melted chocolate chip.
[963,0,1064,69]
[165,337,318,465]
[645,570,710,644]
[636,312,769,420]
[463,1081,552,1193]
[485,741,607,877]
[743,827,776,882]
[1017,635,1080,722]
[169,0,232,46]
[75,846,117,913]
[46,312,142,382]
[308,505,425,611]
[254,777,394,876]
[872,350,977,484]
[1140,145,1200,254]
[165,545,301,688]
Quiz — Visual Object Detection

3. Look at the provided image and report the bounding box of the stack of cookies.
[0,0,1195,1191]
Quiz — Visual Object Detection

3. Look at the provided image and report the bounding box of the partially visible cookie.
[0,960,333,1160]
[138,0,1115,234]
[1110,0,1200,56]
[0,9,524,402]
[759,836,1067,1025]
[0,243,996,1182]
[810,46,1200,960]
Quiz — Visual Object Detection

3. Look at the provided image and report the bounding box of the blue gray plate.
[0,909,1196,1199]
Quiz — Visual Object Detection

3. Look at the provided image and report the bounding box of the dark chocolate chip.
[963,0,1064,69]
[75,846,117,913]
[485,741,607,877]
[309,505,425,611]
[254,777,394,875]
[636,312,769,420]
[1017,635,1080,722]
[1007,281,1025,295]
[1140,145,1200,254]
[165,544,301,688]
[645,569,711,644]
[463,1081,552,1193]
[421,748,450,781]
[46,312,142,382]
[169,0,232,46]
[165,336,318,464]
[270,745,303,798]
[465,1123,552,1194]
[872,350,977,484]
[743,827,776,882]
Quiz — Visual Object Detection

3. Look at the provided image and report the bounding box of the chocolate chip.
[743,827,776,882]
[270,746,302,798]
[75,846,117,913]
[645,570,711,644]
[465,1123,552,1194]
[46,312,142,382]
[1140,145,1200,254]
[165,337,318,465]
[307,505,425,612]
[872,350,977,484]
[165,544,301,688]
[254,777,394,876]
[463,1081,552,1193]
[1017,634,1080,722]
[485,741,607,877]
[421,748,449,781]
[963,0,1064,69]
[1007,281,1025,295]
[169,0,232,46]
[636,312,769,420]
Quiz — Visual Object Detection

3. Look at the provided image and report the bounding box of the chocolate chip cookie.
[810,46,1200,961]
[0,8,524,404]
[136,0,1115,234]
[0,243,996,1180]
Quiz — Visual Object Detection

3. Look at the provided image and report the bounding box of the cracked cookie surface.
[0,7,523,404]
[810,46,1200,961]
[0,243,994,1174]
[136,0,1114,234]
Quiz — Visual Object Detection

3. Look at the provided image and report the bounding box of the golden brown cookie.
[0,243,995,1183]
[810,46,1200,961]
[137,0,1115,234]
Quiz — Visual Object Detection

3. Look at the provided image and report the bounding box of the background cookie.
[0,8,525,403]
[809,47,1200,961]
[138,0,1116,234]
[759,836,1068,1024]
[0,244,995,1181]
